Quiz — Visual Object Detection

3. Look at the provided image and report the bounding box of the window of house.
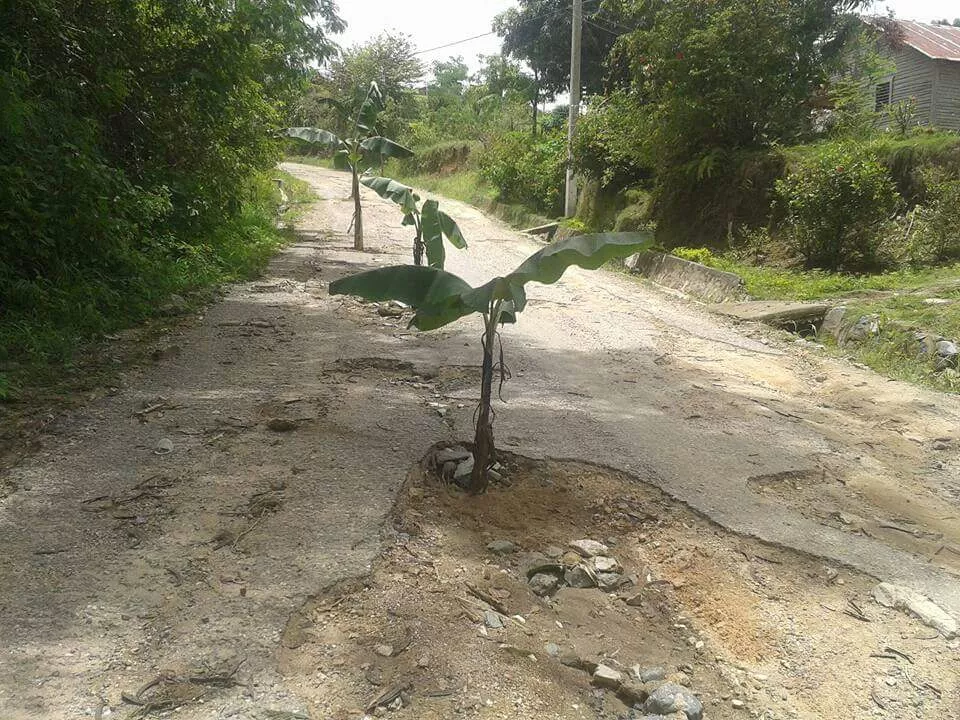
[875,79,892,111]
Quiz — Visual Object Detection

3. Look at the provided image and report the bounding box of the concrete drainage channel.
[625,251,960,372]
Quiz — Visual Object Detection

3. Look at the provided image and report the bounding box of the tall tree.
[607,0,868,161]
[295,33,425,140]
[493,0,621,133]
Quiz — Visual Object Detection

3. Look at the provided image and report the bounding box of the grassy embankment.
[0,170,313,402]
[710,258,960,392]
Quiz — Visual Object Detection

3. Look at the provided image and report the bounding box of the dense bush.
[776,143,899,271]
[654,149,787,248]
[909,169,960,264]
[572,91,653,190]
[478,131,567,216]
[0,0,339,369]
[400,140,479,175]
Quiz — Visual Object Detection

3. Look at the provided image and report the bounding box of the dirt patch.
[277,456,959,720]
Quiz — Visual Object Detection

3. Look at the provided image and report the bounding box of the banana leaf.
[360,136,414,160]
[284,127,340,146]
[361,176,419,215]
[330,232,654,331]
[421,200,468,269]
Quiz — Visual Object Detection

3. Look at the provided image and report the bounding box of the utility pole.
[564,0,583,218]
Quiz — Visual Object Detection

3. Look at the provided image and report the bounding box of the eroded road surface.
[1,163,958,719]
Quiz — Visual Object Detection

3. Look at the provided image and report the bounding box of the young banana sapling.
[330,231,654,492]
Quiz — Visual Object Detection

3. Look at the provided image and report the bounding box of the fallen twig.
[134,402,167,417]
[883,646,913,664]
[465,582,510,616]
[232,513,267,549]
[843,599,870,622]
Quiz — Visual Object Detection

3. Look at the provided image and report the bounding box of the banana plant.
[330,231,654,493]
[361,176,467,267]
[286,82,413,251]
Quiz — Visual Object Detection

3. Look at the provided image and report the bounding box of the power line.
[412,0,605,57]
[414,32,496,56]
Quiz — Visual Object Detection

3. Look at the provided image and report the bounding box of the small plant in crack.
[330,231,653,493]
[285,82,414,251]
[360,176,467,267]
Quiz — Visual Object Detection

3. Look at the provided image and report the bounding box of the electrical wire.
[412,0,604,56]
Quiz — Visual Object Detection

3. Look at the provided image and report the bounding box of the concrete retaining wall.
[626,251,746,303]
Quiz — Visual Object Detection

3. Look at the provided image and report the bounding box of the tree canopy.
[493,0,623,100]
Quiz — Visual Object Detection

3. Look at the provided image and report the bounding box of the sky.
[333,0,960,74]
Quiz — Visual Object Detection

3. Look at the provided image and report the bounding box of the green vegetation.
[838,294,960,393]
[1,171,311,399]
[2,0,340,398]
[776,142,899,271]
[330,232,653,491]
[478,131,568,216]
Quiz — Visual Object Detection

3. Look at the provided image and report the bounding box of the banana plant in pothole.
[361,176,467,267]
[285,82,413,251]
[330,231,654,493]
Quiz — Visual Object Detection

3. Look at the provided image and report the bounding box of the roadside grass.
[715,257,960,393]
[705,257,960,302]
[830,291,960,393]
[667,250,960,393]
[385,164,556,231]
[0,169,312,402]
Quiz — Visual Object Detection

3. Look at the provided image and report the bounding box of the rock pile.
[479,537,710,718]
[519,539,634,597]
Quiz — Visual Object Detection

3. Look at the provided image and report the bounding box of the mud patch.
[275,457,958,720]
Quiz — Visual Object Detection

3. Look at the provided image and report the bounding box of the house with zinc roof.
[875,20,960,130]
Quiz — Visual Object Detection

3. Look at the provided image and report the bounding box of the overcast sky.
[333,0,960,73]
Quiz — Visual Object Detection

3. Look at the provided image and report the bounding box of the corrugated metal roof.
[898,20,960,61]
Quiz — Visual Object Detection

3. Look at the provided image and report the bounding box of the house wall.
[890,46,935,125]
[933,59,960,131]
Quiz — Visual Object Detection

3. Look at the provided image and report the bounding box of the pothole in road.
[276,456,957,720]
[745,468,828,495]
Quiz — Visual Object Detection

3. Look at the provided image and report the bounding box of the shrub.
[613,191,653,232]
[672,247,717,266]
[653,149,786,249]
[909,169,960,264]
[776,143,898,271]
[478,130,566,216]
[401,140,478,175]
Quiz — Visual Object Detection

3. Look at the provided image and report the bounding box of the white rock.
[568,539,610,558]
[872,583,958,638]
[591,556,622,573]
[592,664,623,689]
